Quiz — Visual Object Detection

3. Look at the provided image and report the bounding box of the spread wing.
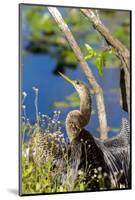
[94,118,130,186]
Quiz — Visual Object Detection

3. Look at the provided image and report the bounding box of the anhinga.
[59,72,130,189]
[59,72,92,142]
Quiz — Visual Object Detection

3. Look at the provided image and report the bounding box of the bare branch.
[81,9,130,114]
[48,7,108,140]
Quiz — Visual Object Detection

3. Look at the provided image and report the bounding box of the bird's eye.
[76,81,80,85]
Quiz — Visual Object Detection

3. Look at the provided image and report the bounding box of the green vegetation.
[85,43,116,76]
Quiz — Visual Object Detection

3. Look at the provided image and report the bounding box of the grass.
[21,88,127,194]
[21,109,87,194]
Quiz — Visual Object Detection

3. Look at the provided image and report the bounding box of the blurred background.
[20,5,130,138]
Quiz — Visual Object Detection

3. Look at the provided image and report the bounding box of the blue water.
[22,54,128,138]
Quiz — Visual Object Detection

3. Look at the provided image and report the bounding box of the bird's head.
[59,72,88,95]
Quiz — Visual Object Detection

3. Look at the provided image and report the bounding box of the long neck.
[78,87,92,126]
[66,86,91,143]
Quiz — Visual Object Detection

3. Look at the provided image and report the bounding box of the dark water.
[22,54,128,138]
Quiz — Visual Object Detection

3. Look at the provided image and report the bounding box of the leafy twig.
[81,9,130,114]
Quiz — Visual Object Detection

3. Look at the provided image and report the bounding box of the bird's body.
[69,128,111,190]
[30,72,130,191]
[59,72,130,189]
[94,118,130,188]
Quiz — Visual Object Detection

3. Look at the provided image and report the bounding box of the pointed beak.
[58,72,75,86]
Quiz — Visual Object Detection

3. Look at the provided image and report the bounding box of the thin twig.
[48,7,108,140]
[81,9,130,114]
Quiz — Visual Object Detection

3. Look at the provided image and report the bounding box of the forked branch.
[48,7,108,140]
[81,9,130,114]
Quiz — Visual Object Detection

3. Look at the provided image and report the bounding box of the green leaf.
[95,56,103,76]
[85,43,96,59]
[101,52,107,67]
